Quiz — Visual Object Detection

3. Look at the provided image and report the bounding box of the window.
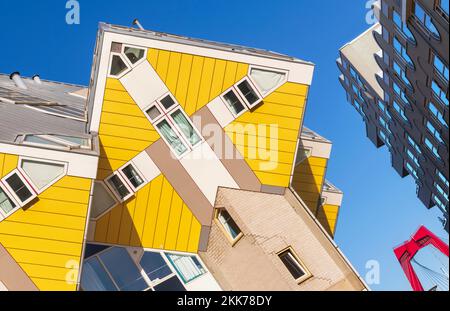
[90,181,118,219]
[434,183,448,203]
[439,0,449,16]
[249,68,286,95]
[0,186,17,219]
[426,121,444,144]
[393,37,414,68]
[379,116,391,134]
[393,60,413,89]
[123,46,145,64]
[222,89,247,116]
[1,170,36,207]
[278,248,310,282]
[414,2,441,39]
[433,195,447,212]
[379,130,392,148]
[19,159,66,191]
[393,10,416,43]
[393,81,412,106]
[393,100,409,122]
[436,170,449,188]
[406,148,420,167]
[81,256,118,291]
[120,164,145,191]
[378,100,392,120]
[235,78,262,108]
[215,208,242,244]
[166,253,206,284]
[139,252,173,282]
[296,148,312,165]
[405,162,419,180]
[22,134,91,150]
[109,54,129,77]
[145,94,203,157]
[433,54,449,83]
[106,174,133,202]
[353,99,366,118]
[428,102,448,128]
[406,134,422,154]
[432,80,449,106]
[425,137,441,159]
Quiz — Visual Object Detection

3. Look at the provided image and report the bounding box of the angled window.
[433,54,449,83]
[170,109,201,147]
[406,148,420,167]
[414,3,441,39]
[166,253,206,284]
[249,68,286,95]
[81,256,118,291]
[109,54,129,77]
[406,134,422,154]
[215,208,242,244]
[426,121,444,144]
[120,163,145,191]
[19,159,66,192]
[393,37,414,68]
[156,119,188,156]
[434,183,448,203]
[235,78,262,109]
[378,100,392,120]
[379,116,391,134]
[22,134,91,150]
[123,46,145,64]
[278,248,310,282]
[106,173,133,202]
[428,102,448,128]
[393,10,416,43]
[1,170,36,207]
[393,60,413,90]
[90,181,118,219]
[0,186,17,219]
[139,252,173,282]
[431,80,449,106]
[439,0,449,16]
[393,81,412,106]
[379,130,392,149]
[393,100,409,122]
[222,88,247,116]
[405,162,419,180]
[424,137,441,159]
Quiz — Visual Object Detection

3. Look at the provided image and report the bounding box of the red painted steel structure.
[394,226,449,291]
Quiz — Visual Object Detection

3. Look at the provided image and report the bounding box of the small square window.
[90,181,118,219]
[1,170,36,207]
[0,186,17,217]
[236,79,262,107]
[110,55,129,77]
[123,46,145,64]
[106,174,132,202]
[159,95,177,110]
[222,89,246,116]
[215,208,243,245]
[120,164,145,190]
[146,106,162,121]
[278,248,310,283]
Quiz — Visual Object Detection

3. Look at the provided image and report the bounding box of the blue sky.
[0,0,447,291]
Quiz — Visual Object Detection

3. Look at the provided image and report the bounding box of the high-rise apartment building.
[0,22,367,291]
[337,0,449,232]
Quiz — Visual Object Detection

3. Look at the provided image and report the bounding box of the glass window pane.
[279,250,306,280]
[52,135,90,147]
[24,135,65,147]
[171,110,201,146]
[223,90,246,115]
[139,252,173,281]
[146,106,162,120]
[107,175,130,200]
[124,47,145,64]
[91,182,117,219]
[21,160,65,190]
[160,95,176,110]
[250,68,285,95]
[167,254,206,283]
[5,173,32,203]
[110,55,128,76]
[81,257,118,291]
[237,80,260,105]
[0,188,16,215]
[153,276,186,291]
[156,120,188,156]
[98,247,149,291]
[217,209,241,239]
[121,165,144,189]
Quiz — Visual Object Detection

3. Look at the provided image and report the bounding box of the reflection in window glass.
[121,165,144,189]
[81,257,118,291]
[278,249,306,280]
[157,120,188,156]
[124,47,145,64]
[107,175,130,200]
[414,3,440,39]
[250,68,285,95]
[5,173,33,203]
[167,254,206,283]
[237,80,260,106]
[110,55,128,76]
[52,135,90,148]
[153,276,186,292]
[99,247,149,291]
[0,188,16,215]
[217,209,242,240]
[171,110,201,146]
[139,252,172,281]
[223,90,246,116]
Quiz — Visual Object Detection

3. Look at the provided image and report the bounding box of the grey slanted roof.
[0,73,91,145]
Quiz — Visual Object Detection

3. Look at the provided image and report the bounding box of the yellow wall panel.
[175,54,194,109]
[0,153,18,178]
[184,56,205,116]
[129,184,151,246]
[317,204,340,237]
[165,52,182,91]
[156,50,171,82]
[0,174,91,291]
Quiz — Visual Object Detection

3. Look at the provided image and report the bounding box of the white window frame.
[117,162,147,193]
[105,172,134,203]
[1,169,37,208]
[144,93,204,159]
[21,134,92,151]
[234,77,263,110]
[220,86,249,118]
[277,247,312,284]
[248,65,288,97]
[0,182,20,220]
[90,181,119,220]
[17,156,68,194]
[121,44,148,68]
[108,52,132,79]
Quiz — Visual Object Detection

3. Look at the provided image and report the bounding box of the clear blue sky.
[0,0,447,291]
